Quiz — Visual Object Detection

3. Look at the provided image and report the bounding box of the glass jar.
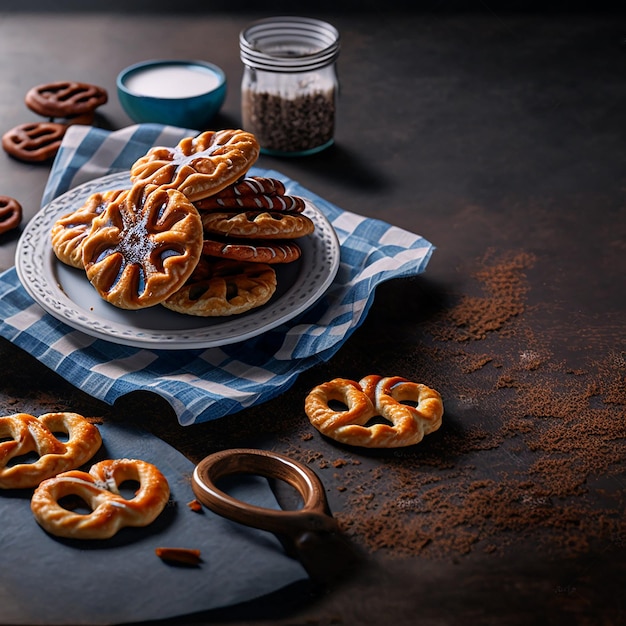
[240,16,340,157]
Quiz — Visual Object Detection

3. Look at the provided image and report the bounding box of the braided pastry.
[0,412,102,489]
[51,189,126,268]
[81,183,203,309]
[31,458,170,540]
[130,129,260,202]
[304,375,444,448]
[201,211,314,239]
[162,258,277,316]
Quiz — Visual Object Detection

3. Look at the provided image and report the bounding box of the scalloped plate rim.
[15,171,340,350]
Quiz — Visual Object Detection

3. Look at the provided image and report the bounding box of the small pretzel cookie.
[0,412,102,489]
[51,189,126,268]
[82,183,203,309]
[201,211,315,239]
[163,258,277,316]
[31,458,170,540]
[130,129,260,203]
[304,375,444,448]
[2,122,66,162]
[25,81,108,119]
[202,237,302,264]
[0,195,23,235]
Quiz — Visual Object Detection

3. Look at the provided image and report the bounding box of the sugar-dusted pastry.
[82,182,203,309]
[51,189,126,268]
[162,258,277,316]
[304,375,444,448]
[0,412,102,489]
[129,129,260,202]
[31,459,170,540]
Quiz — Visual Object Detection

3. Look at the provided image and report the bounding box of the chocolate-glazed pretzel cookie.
[194,176,305,212]
[211,176,287,199]
[2,122,66,162]
[202,237,302,264]
[206,176,285,198]
[196,193,306,213]
[0,196,22,235]
[25,81,108,119]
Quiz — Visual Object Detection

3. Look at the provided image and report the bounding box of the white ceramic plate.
[15,172,340,349]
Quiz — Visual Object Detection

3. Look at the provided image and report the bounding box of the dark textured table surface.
[1,6,625,625]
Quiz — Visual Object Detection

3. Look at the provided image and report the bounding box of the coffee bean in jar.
[239,17,340,157]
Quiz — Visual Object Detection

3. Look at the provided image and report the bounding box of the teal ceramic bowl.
[117,59,227,129]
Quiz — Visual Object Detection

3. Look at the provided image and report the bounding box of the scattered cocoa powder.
[282,250,626,561]
[428,249,536,342]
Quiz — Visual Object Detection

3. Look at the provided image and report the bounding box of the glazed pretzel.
[130,129,260,202]
[0,412,102,489]
[0,195,23,235]
[304,375,444,448]
[31,458,170,540]
[2,122,66,162]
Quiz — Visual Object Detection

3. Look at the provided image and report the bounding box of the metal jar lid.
[240,16,340,73]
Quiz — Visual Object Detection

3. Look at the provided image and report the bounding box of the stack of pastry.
[50,129,315,316]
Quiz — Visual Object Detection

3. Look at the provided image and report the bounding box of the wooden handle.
[191,448,338,537]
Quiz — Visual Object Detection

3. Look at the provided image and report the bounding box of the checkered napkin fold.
[0,124,434,425]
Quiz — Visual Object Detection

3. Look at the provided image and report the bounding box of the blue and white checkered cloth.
[0,124,434,425]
